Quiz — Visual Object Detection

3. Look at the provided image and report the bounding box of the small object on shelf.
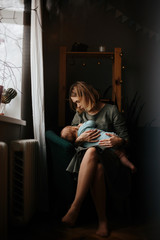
[99,45,106,52]
[0,88,17,115]
[71,42,88,52]
[0,103,6,115]
[2,88,17,104]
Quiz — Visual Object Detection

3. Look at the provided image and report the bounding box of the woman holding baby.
[61,81,129,237]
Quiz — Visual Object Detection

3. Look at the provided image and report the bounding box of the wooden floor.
[8,214,160,240]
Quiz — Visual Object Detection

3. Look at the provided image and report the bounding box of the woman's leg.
[62,147,99,226]
[90,163,109,237]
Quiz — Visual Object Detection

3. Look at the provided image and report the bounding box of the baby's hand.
[78,123,83,127]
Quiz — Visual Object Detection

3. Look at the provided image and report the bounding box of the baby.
[61,120,136,172]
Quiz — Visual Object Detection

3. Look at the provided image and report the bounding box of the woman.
[62,81,129,237]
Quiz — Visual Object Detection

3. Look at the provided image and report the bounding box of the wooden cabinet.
[58,46,122,127]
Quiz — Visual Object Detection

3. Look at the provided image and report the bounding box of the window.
[0,0,24,118]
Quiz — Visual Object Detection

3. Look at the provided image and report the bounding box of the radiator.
[9,139,38,226]
[0,142,8,240]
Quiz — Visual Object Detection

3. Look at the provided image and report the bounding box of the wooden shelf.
[0,115,26,126]
[66,51,114,58]
[58,46,122,127]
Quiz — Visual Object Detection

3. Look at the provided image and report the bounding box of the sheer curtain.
[30,0,48,211]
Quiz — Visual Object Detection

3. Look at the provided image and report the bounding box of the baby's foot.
[130,164,137,173]
[61,205,79,227]
[96,221,109,238]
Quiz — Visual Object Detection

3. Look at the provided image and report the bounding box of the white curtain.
[30,0,48,211]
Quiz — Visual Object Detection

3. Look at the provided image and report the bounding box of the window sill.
[0,115,26,126]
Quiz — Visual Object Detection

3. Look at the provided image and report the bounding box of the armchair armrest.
[45,130,76,217]
[45,130,75,167]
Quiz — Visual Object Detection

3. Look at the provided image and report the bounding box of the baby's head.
[61,126,78,143]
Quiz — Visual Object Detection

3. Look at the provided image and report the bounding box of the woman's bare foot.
[61,205,79,227]
[96,220,109,237]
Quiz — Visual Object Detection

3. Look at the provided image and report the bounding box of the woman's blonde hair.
[69,81,100,113]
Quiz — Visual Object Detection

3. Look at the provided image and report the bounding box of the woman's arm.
[99,105,129,148]
[112,105,129,141]
[72,114,100,147]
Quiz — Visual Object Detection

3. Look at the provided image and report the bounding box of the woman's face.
[71,96,88,111]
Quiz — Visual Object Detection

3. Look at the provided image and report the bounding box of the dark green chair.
[45,130,76,219]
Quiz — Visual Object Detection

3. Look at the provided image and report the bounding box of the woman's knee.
[86,147,97,155]
[84,147,98,163]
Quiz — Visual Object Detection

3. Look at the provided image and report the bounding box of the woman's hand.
[75,129,100,145]
[99,133,123,148]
